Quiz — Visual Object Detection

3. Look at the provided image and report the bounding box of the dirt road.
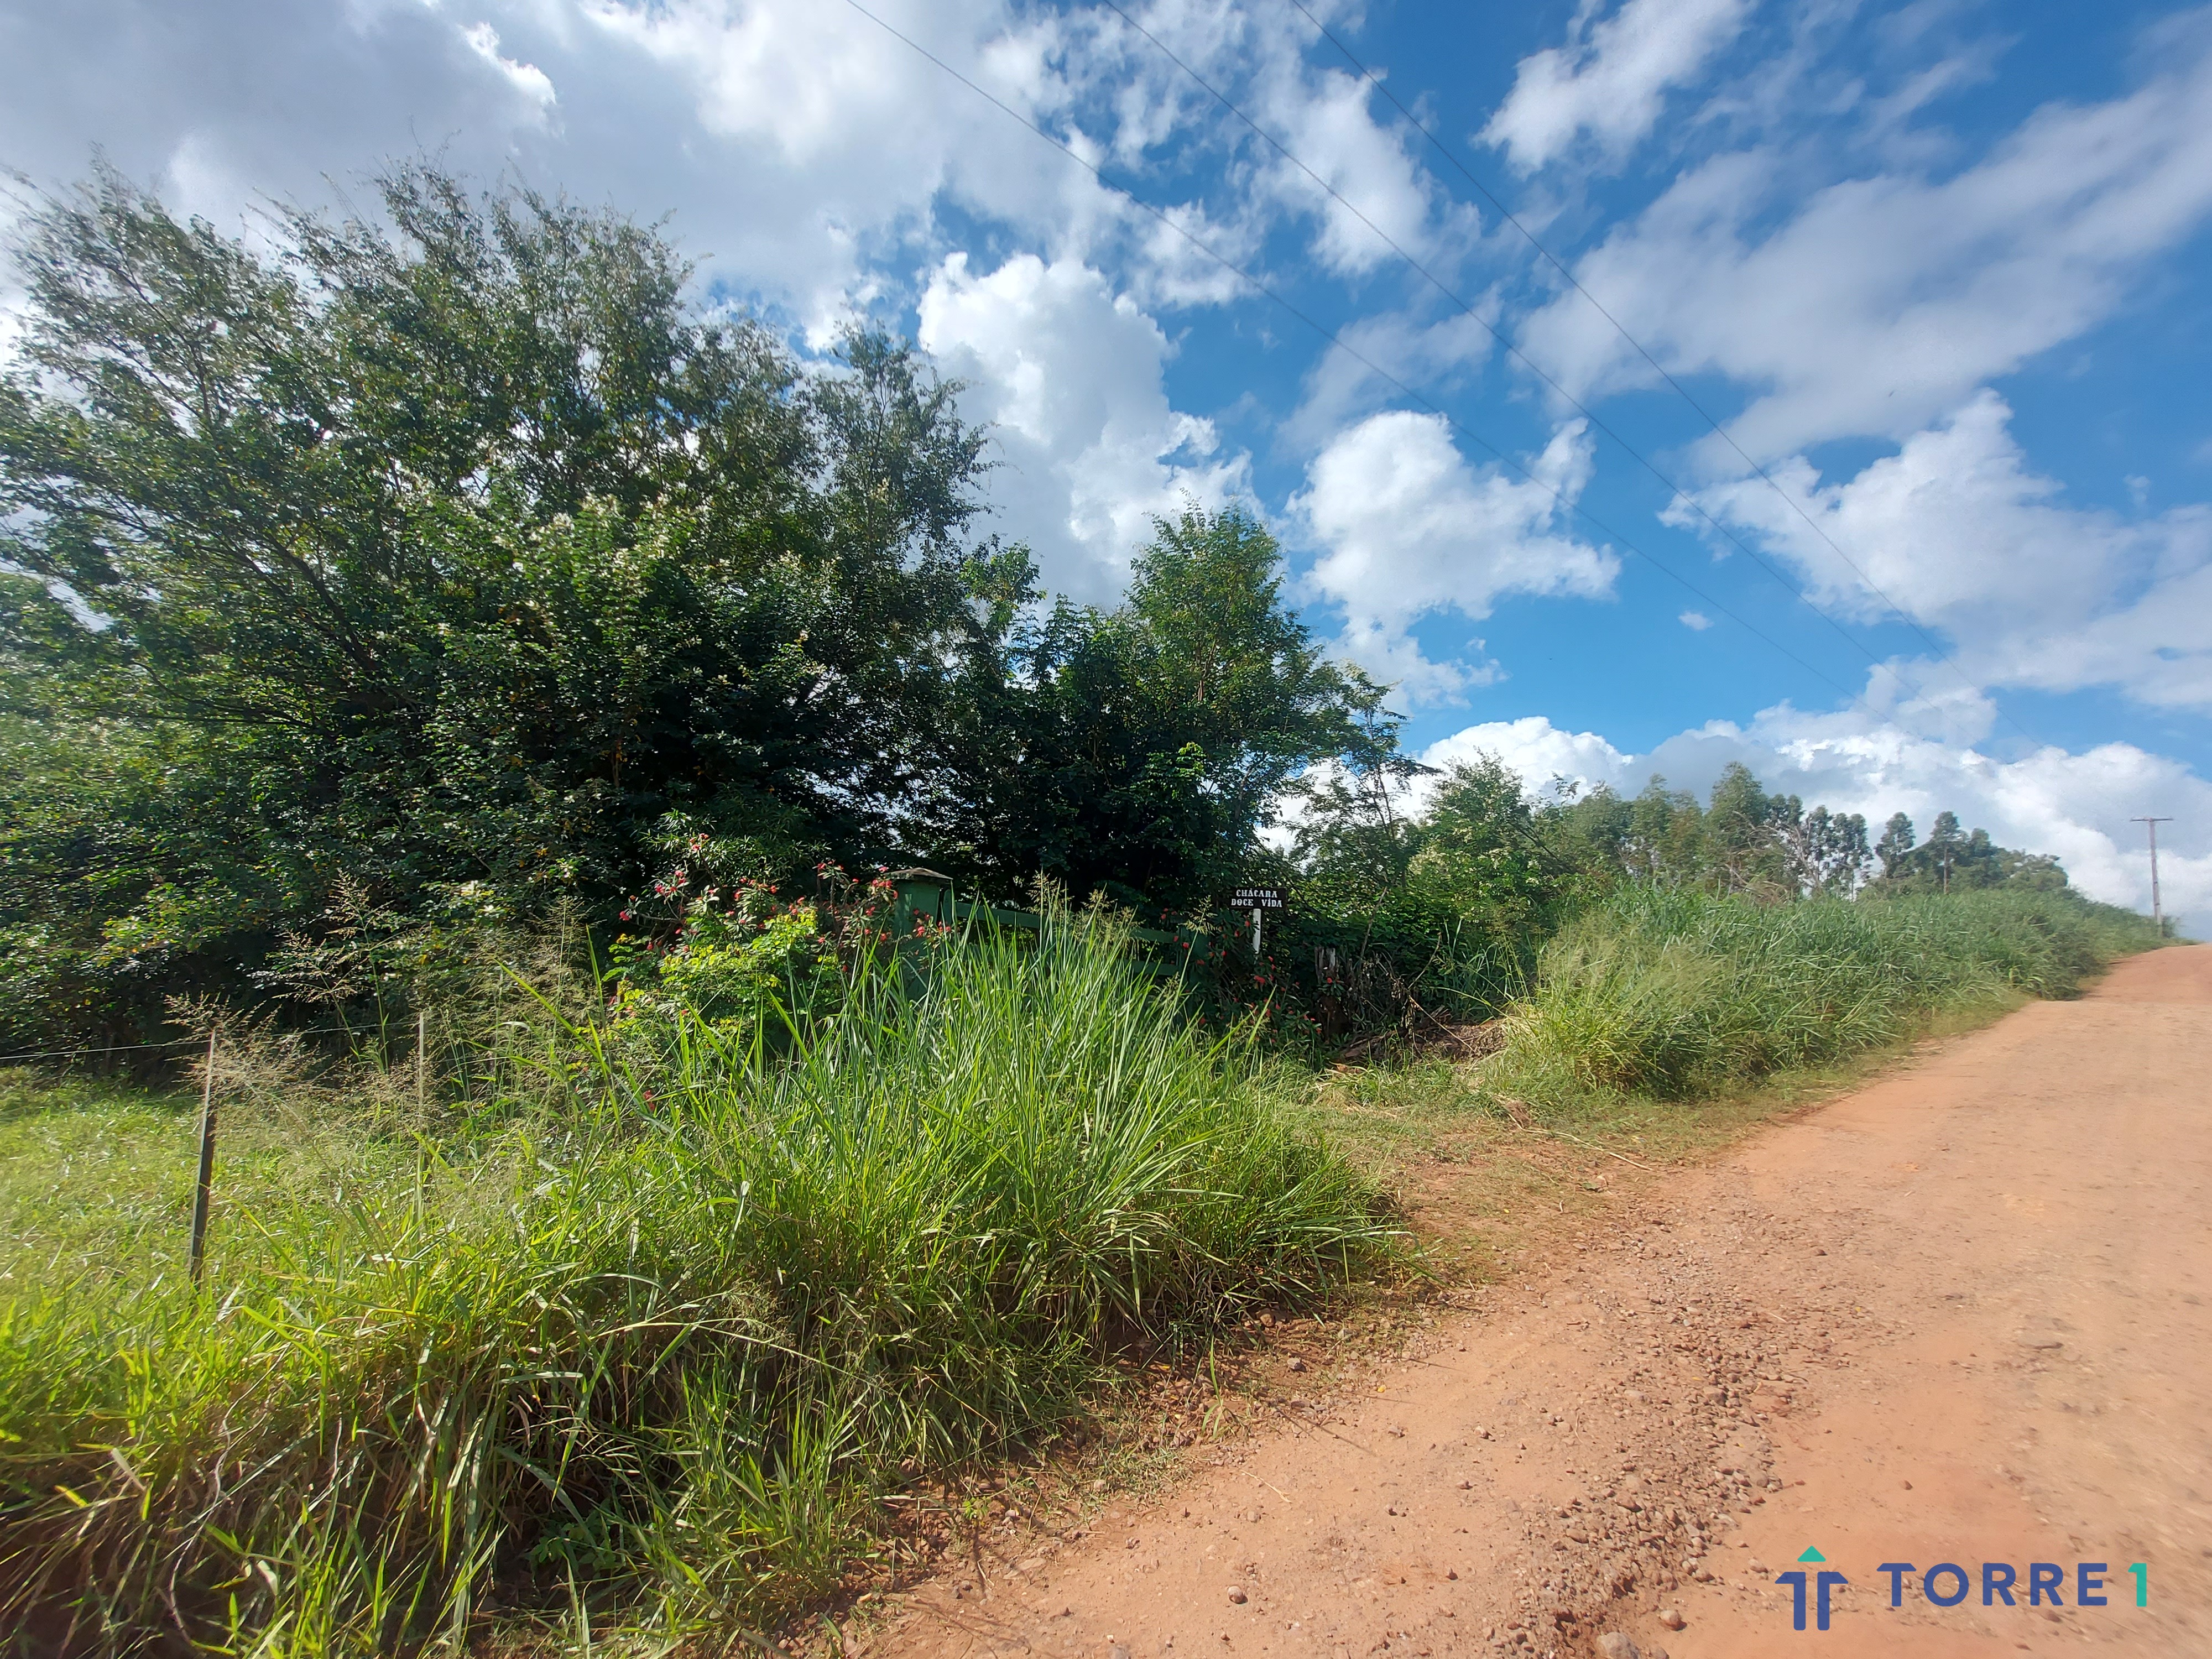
[870,945,2212,1658]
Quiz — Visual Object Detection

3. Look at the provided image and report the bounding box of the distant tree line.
[1263,749,2072,1036]
[1872,810,2066,893]
[1534,769,2065,898]
[1297,750,2065,909]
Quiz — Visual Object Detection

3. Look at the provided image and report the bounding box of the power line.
[839,0,1900,723]
[1279,0,2046,750]
[1098,0,1945,713]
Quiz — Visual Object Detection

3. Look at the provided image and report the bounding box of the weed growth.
[0,916,1386,1656]
[1489,886,2160,1107]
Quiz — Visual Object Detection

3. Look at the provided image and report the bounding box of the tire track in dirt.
[866,945,2212,1659]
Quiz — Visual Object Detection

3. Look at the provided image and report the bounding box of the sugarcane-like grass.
[1489,886,2161,1108]
[0,919,1388,1655]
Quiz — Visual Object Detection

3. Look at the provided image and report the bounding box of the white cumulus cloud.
[462,22,557,117]
[1517,12,2212,460]
[1482,0,1755,174]
[1683,392,2212,712]
[1261,58,1480,275]
[916,252,1246,598]
[1295,410,1616,705]
[1421,715,1636,804]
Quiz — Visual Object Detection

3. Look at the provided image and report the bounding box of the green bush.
[1489,886,2161,1105]
[0,918,1385,1655]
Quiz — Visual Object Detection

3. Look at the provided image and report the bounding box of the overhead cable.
[839,0,1900,723]
[1100,0,1938,707]
[1280,0,2043,748]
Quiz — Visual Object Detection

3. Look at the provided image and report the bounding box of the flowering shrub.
[604,832,915,1045]
[1191,938,1332,1060]
[607,901,831,1039]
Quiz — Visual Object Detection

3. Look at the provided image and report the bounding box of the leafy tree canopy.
[909,504,1401,916]
[0,165,1387,1044]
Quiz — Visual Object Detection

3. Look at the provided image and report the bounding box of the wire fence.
[0,1022,373,1069]
[4,1016,453,1285]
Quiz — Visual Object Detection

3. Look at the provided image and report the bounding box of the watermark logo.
[1776,1547,1846,1631]
[1775,1547,2149,1633]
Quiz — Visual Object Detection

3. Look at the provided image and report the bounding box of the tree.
[1876,812,1917,880]
[2,161,1415,1052]
[1996,848,2069,891]
[1406,753,1571,945]
[1290,728,1431,896]
[1702,763,1790,895]
[1622,776,1704,885]
[920,504,1394,914]
[1867,808,2067,894]
[1537,782,1623,864]
[0,164,991,1042]
[1924,811,1965,893]
[1772,801,1872,895]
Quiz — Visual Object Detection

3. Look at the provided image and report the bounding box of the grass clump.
[0,917,1386,1656]
[1489,886,2162,1107]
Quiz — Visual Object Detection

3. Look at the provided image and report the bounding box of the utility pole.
[2131,817,2173,935]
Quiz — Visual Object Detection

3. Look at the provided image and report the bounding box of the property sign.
[1230,886,1287,910]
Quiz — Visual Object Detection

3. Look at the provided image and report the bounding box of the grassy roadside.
[1289,989,2022,1287]
[1293,887,2165,1284]
[836,978,2074,1648]
[0,924,1390,1658]
[0,889,2164,1656]
[788,894,2178,1623]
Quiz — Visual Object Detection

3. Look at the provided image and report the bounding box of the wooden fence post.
[187,1027,218,1284]
[415,1008,430,1213]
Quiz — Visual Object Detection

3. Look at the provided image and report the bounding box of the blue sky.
[4,0,2210,915]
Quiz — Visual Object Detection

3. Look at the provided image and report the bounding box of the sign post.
[1230,886,1287,959]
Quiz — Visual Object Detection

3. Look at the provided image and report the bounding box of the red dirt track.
[870,945,2212,1658]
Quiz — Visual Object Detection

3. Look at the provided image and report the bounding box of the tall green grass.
[0,920,1386,1656]
[1489,886,2160,1105]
